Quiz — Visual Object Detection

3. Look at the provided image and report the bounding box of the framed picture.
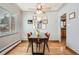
[28,20,33,24]
[42,20,48,24]
[42,24,46,29]
[37,23,42,29]
[69,12,75,19]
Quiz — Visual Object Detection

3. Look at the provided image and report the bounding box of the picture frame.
[28,20,33,24]
[42,19,48,24]
[37,23,42,29]
[42,24,46,29]
[69,12,75,19]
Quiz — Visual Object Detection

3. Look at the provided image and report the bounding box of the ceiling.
[16,3,65,12]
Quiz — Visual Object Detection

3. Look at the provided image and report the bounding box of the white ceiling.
[16,3,64,12]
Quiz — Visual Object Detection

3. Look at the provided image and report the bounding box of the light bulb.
[37,4,42,10]
[36,10,43,14]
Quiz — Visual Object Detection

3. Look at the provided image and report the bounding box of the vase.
[36,30,39,37]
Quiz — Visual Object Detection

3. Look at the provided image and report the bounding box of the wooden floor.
[6,40,77,55]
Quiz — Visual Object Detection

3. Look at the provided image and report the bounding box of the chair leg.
[27,43,31,52]
[45,43,50,52]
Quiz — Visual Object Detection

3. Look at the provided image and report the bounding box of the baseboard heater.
[0,40,21,55]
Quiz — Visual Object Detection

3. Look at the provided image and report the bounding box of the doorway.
[60,13,66,45]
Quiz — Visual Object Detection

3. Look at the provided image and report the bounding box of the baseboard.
[66,46,78,55]
[21,40,28,42]
[21,39,60,43]
[0,40,21,55]
[49,40,59,42]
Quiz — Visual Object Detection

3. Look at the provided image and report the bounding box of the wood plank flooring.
[6,40,77,55]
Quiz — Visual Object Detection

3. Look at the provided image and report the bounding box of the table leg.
[32,41,33,54]
[43,42,45,54]
[38,39,40,52]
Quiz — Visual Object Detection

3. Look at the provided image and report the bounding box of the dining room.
[0,3,79,55]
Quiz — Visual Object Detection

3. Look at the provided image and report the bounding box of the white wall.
[58,3,79,54]
[22,11,60,40]
[0,3,22,40]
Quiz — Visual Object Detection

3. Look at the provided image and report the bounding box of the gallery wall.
[22,11,60,41]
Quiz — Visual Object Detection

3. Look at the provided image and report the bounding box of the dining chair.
[45,32,50,52]
[27,32,32,52]
[27,32,38,52]
[30,32,32,35]
[38,33,50,52]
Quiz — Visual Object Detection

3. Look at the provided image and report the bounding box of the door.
[61,14,66,45]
